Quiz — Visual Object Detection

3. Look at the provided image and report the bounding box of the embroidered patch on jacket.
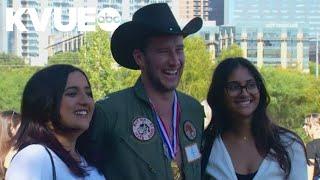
[132,117,155,141]
[183,121,197,140]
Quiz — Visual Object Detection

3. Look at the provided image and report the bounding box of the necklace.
[243,136,248,141]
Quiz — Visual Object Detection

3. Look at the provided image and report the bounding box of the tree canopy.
[178,36,215,101]
[48,52,80,65]
[0,53,25,66]
[216,44,243,62]
[1,34,318,142]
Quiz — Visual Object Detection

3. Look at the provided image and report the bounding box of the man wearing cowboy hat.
[78,3,205,180]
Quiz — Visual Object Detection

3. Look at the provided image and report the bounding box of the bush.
[0,67,39,111]
[48,52,80,65]
[0,53,25,66]
[261,67,320,142]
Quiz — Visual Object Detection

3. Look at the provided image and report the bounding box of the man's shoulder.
[309,138,320,144]
[96,87,134,106]
[307,139,320,149]
[177,91,201,106]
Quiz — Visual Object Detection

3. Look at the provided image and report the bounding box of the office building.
[0,0,8,53]
[208,0,223,25]
[178,0,209,21]
[220,0,320,71]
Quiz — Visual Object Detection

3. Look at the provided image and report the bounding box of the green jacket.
[82,79,205,180]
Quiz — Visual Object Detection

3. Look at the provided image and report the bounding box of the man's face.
[139,35,185,92]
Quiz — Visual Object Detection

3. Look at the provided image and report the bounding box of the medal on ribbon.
[163,143,169,158]
[171,161,183,180]
[150,92,180,159]
[150,92,183,179]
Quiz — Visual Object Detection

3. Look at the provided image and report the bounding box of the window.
[205,33,210,40]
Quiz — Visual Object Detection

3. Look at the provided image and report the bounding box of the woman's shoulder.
[278,130,302,143]
[6,144,53,179]
[277,130,305,154]
[15,144,51,158]
[9,144,54,168]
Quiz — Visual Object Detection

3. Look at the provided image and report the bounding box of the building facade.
[224,0,320,32]
[218,25,309,72]
[208,0,223,25]
[178,0,209,21]
[47,33,84,56]
[48,0,74,34]
[0,0,7,53]
[221,0,320,71]
[0,0,16,54]
[19,0,49,65]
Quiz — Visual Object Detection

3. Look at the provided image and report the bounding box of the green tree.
[48,52,80,65]
[261,67,320,141]
[309,61,317,77]
[179,36,215,101]
[217,44,243,62]
[0,53,25,66]
[78,29,134,99]
[0,66,39,111]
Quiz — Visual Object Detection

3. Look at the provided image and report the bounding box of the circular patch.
[132,117,155,141]
[184,121,197,140]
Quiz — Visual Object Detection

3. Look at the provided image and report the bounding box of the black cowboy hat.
[111,3,203,70]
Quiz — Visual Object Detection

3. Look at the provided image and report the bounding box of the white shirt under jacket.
[206,134,307,180]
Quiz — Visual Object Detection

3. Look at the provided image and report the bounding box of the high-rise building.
[48,0,74,34]
[224,0,320,35]
[96,0,175,21]
[7,0,20,54]
[178,0,209,21]
[6,0,49,65]
[0,0,8,53]
[208,0,223,25]
[220,0,320,71]
[96,0,210,22]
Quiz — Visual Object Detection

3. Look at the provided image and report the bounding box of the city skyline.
[0,0,320,67]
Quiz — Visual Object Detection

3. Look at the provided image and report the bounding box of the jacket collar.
[133,77,150,104]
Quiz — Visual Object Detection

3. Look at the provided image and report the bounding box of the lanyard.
[150,92,180,159]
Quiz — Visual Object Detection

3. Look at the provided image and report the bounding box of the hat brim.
[111,17,203,70]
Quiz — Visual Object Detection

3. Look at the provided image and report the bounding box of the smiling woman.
[5,64,104,180]
[202,57,308,180]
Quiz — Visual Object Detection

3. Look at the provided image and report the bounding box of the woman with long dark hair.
[5,64,104,179]
[202,57,307,179]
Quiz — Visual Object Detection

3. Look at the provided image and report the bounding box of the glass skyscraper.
[0,0,8,53]
[221,0,320,71]
[97,0,174,21]
[225,0,320,35]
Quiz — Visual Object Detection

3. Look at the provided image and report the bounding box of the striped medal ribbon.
[150,92,179,159]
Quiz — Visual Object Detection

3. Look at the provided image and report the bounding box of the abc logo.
[97,8,121,32]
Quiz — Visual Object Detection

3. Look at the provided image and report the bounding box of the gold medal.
[171,161,183,180]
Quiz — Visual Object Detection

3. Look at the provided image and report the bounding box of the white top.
[206,134,308,180]
[6,144,105,180]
